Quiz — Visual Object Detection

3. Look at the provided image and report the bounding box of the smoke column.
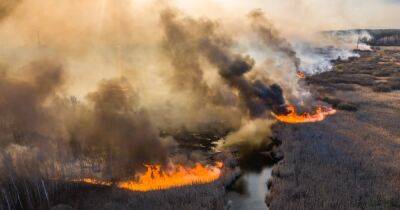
[0,0,398,181]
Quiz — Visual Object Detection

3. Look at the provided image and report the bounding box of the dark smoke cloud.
[159,9,243,132]
[161,11,209,97]
[0,59,70,185]
[0,59,65,147]
[67,78,167,180]
[249,9,301,70]
[0,60,168,181]
[0,6,296,184]
[198,35,285,117]
[161,9,285,118]
[160,9,237,108]
[0,0,22,22]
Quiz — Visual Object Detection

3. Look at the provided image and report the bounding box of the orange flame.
[273,105,336,123]
[296,71,305,78]
[119,162,223,191]
[76,162,224,192]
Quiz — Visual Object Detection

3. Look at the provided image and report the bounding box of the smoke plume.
[0,59,65,146]
[217,119,274,150]
[161,9,285,118]
[1,0,397,183]
[67,78,168,180]
[0,0,22,22]
[249,9,300,70]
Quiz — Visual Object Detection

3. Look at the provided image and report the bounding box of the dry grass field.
[269,49,400,210]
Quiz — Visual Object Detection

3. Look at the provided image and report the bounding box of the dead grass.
[321,96,358,112]
[0,149,239,210]
[0,166,239,210]
[0,177,230,210]
[269,49,400,210]
[308,49,400,94]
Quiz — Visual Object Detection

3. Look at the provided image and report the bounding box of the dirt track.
[269,49,400,210]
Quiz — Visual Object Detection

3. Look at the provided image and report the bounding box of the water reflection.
[227,167,271,210]
[227,153,275,210]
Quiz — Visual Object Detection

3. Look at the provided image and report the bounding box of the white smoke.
[324,30,373,50]
[292,30,373,75]
[294,42,360,75]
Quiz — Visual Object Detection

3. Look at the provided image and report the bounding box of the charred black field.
[269,48,400,209]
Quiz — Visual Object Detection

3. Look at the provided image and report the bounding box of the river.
[226,153,274,210]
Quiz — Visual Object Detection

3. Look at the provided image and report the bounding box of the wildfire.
[272,105,336,123]
[76,162,224,192]
[119,162,223,191]
[296,71,305,78]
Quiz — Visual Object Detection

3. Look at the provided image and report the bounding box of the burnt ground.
[268,49,400,210]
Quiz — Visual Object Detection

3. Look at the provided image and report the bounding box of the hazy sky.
[173,0,400,33]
